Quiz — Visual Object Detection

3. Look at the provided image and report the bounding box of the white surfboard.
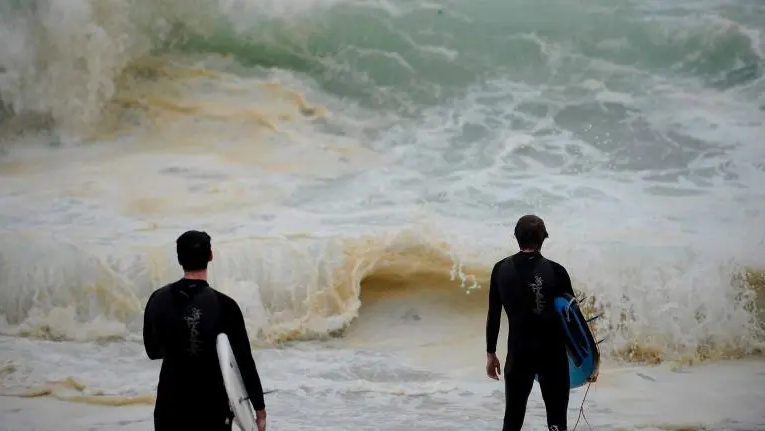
[216,333,258,431]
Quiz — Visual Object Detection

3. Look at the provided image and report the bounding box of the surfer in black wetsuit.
[143,230,267,431]
[485,215,588,431]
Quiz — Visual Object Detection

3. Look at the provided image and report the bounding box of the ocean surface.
[1,0,765,429]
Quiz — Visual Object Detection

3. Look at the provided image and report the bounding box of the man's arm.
[223,297,266,411]
[142,290,163,360]
[554,263,575,297]
[486,261,502,354]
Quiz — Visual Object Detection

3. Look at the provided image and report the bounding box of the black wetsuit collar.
[171,278,210,299]
[517,250,543,260]
[177,278,209,287]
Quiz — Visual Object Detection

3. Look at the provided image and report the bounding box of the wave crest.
[1,0,762,135]
[0,225,762,365]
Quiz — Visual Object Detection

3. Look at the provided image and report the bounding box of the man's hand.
[255,409,267,431]
[586,370,599,383]
[486,353,501,380]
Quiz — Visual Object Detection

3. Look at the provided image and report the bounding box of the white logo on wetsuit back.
[183,307,202,356]
[530,275,545,315]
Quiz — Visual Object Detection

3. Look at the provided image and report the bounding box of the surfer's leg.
[192,418,231,431]
[154,411,231,431]
[537,350,570,430]
[502,353,535,431]
[216,418,234,431]
[153,414,175,431]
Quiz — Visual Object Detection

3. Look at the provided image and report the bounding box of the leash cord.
[572,381,593,431]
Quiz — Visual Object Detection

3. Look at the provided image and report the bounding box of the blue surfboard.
[536,293,601,389]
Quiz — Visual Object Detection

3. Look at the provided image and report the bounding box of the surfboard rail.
[533,293,601,389]
[554,293,601,389]
[216,333,258,431]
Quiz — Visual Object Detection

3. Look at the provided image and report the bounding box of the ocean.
[1,0,764,429]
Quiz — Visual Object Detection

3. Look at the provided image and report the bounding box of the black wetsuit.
[143,279,266,431]
[486,251,575,431]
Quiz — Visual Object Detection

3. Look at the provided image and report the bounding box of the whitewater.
[1,0,764,429]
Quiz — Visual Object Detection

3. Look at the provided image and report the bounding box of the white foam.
[1,336,764,430]
[0,2,764,429]
[1,51,764,359]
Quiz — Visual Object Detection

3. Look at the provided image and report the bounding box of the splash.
[0,224,763,365]
[0,0,763,370]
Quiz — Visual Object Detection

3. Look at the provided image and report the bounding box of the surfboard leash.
[572,381,593,431]
[575,327,602,431]
[568,294,598,430]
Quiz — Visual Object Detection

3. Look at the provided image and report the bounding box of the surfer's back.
[142,230,267,430]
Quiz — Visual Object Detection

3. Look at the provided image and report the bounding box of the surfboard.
[554,293,601,389]
[533,293,601,389]
[216,333,258,431]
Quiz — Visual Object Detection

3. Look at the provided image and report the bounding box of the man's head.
[176,230,212,272]
[514,214,549,251]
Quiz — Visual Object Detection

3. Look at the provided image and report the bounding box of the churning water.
[1,0,764,429]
